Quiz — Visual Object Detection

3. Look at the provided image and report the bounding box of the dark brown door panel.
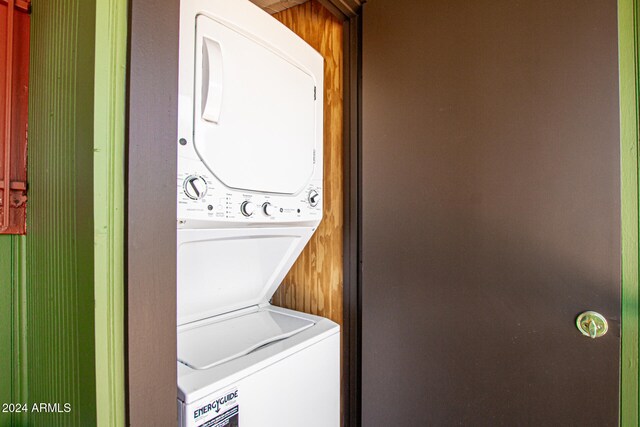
[361,0,620,425]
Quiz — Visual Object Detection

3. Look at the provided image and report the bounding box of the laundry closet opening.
[126,0,360,424]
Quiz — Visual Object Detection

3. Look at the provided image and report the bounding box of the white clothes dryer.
[176,1,339,426]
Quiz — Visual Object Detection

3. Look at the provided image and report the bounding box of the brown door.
[361,0,620,425]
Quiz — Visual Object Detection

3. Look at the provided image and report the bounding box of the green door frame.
[94,0,127,425]
[620,0,640,425]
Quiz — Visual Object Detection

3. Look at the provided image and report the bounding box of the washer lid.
[193,14,318,195]
[178,309,314,370]
[177,227,315,325]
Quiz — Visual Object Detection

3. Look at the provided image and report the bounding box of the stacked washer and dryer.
[176,1,340,426]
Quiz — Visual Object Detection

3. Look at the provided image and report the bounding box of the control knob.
[183,175,207,200]
[308,190,320,207]
[241,201,256,217]
[262,202,275,216]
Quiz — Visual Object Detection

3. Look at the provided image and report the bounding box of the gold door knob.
[576,311,608,339]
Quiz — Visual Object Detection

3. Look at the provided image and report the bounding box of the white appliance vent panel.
[193,14,317,195]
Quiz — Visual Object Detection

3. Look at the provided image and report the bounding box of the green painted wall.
[0,237,12,426]
[25,0,98,425]
[0,235,27,427]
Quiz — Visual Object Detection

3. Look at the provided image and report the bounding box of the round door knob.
[241,201,256,217]
[262,202,275,216]
[576,311,608,339]
[183,175,207,200]
[308,190,320,207]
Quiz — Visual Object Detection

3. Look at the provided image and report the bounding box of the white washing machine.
[176,1,340,426]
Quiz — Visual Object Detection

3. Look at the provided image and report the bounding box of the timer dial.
[308,190,320,207]
[183,175,207,200]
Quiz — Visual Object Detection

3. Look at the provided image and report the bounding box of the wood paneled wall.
[250,0,308,14]
[271,1,344,328]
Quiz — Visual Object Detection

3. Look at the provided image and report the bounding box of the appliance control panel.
[177,155,322,226]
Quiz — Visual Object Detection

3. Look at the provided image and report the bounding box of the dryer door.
[193,14,318,195]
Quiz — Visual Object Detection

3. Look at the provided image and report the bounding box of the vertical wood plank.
[271,0,344,329]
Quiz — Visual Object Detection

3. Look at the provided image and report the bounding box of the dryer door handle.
[201,37,223,123]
